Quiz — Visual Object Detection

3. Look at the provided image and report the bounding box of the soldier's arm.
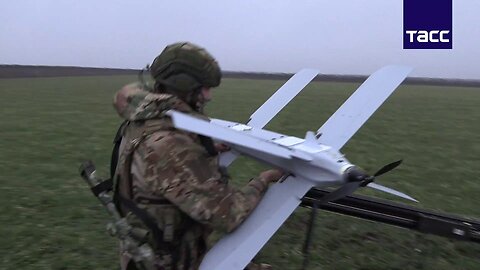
[144,132,273,233]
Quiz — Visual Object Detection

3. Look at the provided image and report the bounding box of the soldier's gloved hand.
[214,143,231,153]
[259,169,285,184]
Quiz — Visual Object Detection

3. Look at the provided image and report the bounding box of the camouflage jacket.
[113,83,271,270]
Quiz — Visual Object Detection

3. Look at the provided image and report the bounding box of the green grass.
[0,75,479,269]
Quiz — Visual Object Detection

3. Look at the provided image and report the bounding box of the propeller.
[301,161,412,269]
[320,160,417,204]
[372,159,403,178]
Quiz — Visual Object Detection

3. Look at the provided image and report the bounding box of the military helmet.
[149,42,221,93]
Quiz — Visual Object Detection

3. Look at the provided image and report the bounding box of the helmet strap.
[188,87,205,113]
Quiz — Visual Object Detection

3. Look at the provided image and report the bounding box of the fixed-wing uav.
[165,65,417,270]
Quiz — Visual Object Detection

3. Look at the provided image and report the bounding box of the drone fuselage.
[214,120,355,187]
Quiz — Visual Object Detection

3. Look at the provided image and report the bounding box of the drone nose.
[346,167,369,183]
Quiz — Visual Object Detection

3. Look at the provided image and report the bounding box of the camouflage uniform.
[113,83,272,270]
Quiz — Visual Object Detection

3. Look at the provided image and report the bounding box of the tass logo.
[405,30,450,43]
[403,0,452,49]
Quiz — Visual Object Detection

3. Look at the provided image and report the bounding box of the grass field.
[0,75,479,269]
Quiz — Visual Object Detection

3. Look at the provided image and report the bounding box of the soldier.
[112,42,283,270]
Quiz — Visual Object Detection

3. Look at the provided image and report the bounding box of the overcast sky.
[1,1,479,79]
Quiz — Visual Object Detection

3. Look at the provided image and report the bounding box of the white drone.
[166,65,416,270]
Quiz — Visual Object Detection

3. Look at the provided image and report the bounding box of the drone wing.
[248,69,319,127]
[317,65,412,150]
[199,176,314,270]
[166,110,310,161]
[219,69,319,167]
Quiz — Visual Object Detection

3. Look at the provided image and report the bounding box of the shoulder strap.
[110,120,129,179]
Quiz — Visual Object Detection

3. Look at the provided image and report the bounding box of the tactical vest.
[111,118,218,270]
